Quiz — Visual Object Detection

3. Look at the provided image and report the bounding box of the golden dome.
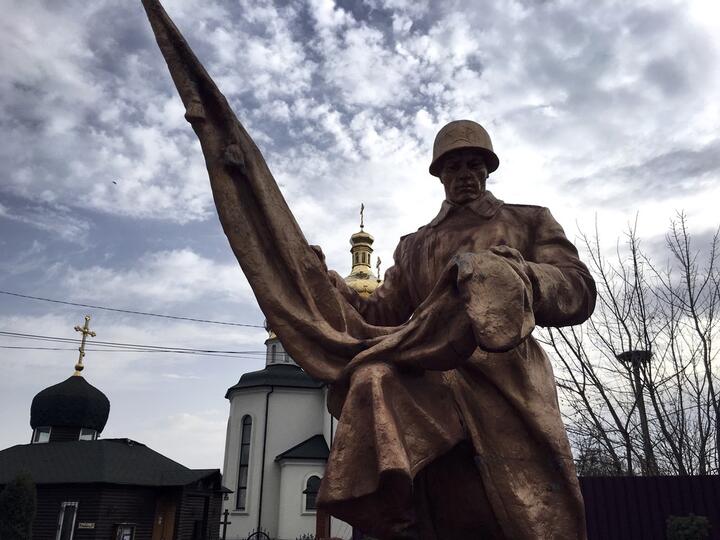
[345,270,380,297]
[344,204,381,297]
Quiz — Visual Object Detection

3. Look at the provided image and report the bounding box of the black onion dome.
[30,376,110,433]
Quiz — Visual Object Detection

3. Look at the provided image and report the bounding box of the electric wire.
[0,330,266,354]
[0,290,265,328]
[0,345,267,360]
[0,330,270,359]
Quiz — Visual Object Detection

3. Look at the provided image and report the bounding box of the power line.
[0,330,266,354]
[0,330,269,360]
[0,345,268,360]
[0,346,73,351]
[0,290,265,328]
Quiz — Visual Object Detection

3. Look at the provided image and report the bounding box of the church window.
[361,252,366,264]
[236,415,252,510]
[304,475,321,512]
[32,426,51,444]
[114,525,135,540]
[56,502,78,540]
[271,344,277,364]
[79,428,97,441]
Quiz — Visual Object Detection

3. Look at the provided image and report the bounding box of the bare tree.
[542,214,719,475]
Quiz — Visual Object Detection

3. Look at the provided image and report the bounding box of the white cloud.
[0,201,91,243]
[322,25,416,107]
[307,0,355,31]
[2,0,716,247]
[123,410,228,469]
[0,1,215,223]
[0,239,47,275]
[61,248,253,308]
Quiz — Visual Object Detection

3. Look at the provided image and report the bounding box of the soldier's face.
[439,149,488,205]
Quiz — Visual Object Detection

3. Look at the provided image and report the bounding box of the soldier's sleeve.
[328,240,415,327]
[525,207,597,327]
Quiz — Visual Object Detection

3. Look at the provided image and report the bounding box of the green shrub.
[666,514,711,540]
[0,474,37,540]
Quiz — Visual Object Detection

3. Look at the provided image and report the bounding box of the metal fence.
[580,475,720,539]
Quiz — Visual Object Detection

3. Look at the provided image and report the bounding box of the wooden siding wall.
[0,480,222,540]
[31,485,102,540]
[27,484,161,540]
[93,484,161,540]
[580,476,720,540]
[206,493,222,540]
[175,490,222,540]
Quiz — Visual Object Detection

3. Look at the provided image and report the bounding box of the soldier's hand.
[488,245,529,275]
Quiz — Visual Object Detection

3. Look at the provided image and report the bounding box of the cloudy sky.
[1,0,719,469]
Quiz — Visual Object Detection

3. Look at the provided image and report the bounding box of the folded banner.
[140,0,532,382]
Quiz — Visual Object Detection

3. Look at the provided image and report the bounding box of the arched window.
[361,252,366,264]
[271,344,277,363]
[236,415,252,510]
[304,475,321,512]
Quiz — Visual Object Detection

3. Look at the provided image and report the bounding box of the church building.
[0,317,226,540]
[221,215,380,540]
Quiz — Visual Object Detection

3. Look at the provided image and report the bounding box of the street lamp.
[615,349,657,475]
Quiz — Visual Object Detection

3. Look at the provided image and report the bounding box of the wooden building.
[0,438,224,540]
[0,319,226,540]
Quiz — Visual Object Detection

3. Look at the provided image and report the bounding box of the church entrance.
[152,494,177,540]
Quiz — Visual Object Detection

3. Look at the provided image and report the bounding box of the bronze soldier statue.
[322,120,596,539]
[142,2,596,538]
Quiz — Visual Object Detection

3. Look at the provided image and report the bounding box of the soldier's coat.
[324,191,596,539]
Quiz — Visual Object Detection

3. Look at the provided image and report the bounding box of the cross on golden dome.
[344,204,381,297]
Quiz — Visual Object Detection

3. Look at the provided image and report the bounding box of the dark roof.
[0,438,219,487]
[275,434,330,462]
[31,376,110,433]
[225,364,324,397]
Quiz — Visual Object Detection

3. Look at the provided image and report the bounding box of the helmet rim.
[429,120,500,177]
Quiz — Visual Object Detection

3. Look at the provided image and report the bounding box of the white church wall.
[223,387,269,540]
[322,387,335,446]
[223,385,327,539]
[277,462,325,540]
[260,388,326,537]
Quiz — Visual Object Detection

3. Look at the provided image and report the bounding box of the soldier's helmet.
[429,120,500,177]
